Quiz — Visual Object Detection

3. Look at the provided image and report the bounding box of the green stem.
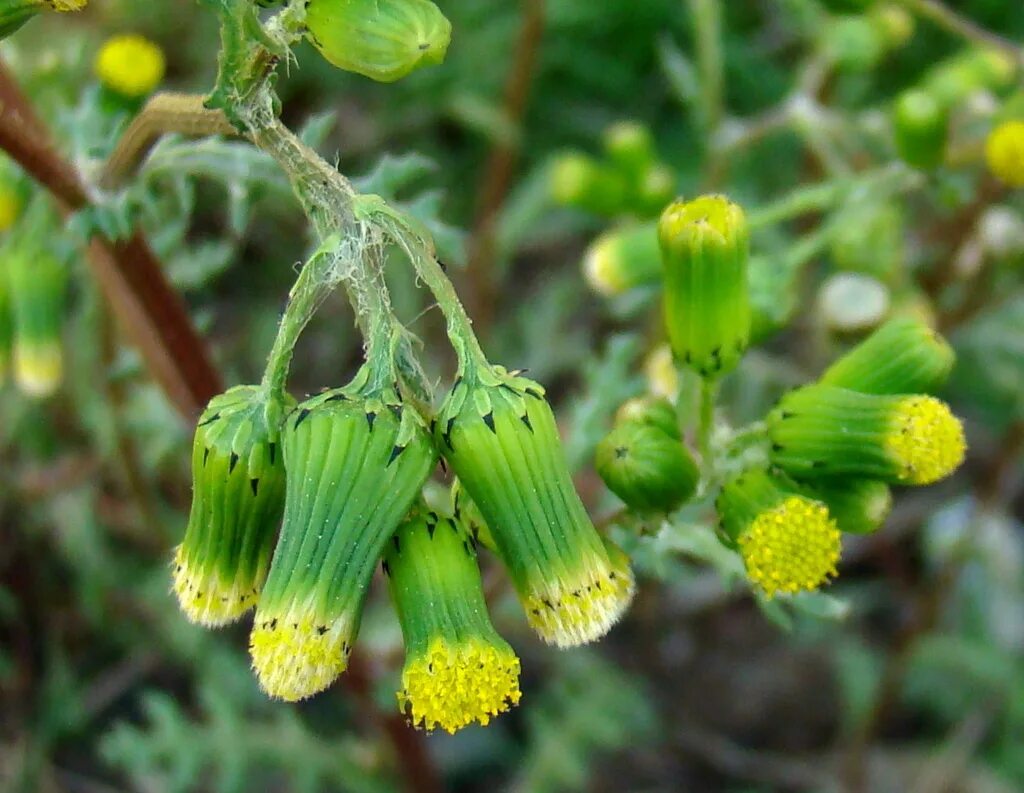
[688,0,724,138]
[698,376,718,478]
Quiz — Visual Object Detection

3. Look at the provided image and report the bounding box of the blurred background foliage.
[1,1,1024,792]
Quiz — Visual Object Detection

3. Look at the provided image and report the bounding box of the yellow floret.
[249,606,352,702]
[885,395,966,485]
[399,637,522,734]
[49,0,88,10]
[95,34,165,98]
[985,120,1024,188]
[739,496,841,599]
[523,553,635,648]
[171,546,259,628]
[14,341,61,397]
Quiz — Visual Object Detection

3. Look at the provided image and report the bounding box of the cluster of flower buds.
[591,191,966,600]
[0,0,86,41]
[178,354,636,728]
[0,243,67,397]
[304,0,451,83]
[550,121,676,221]
[892,47,1018,171]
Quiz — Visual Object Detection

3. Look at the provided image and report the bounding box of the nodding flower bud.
[250,378,436,701]
[435,367,635,647]
[305,0,451,83]
[893,90,949,170]
[7,247,65,397]
[385,507,521,733]
[986,120,1024,188]
[658,195,751,378]
[583,222,660,296]
[550,152,629,217]
[173,386,292,627]
[0,0,86,39]
[595,417,698,513]
[803,478,893,535]
[717,468,841,598]
[820,316,955,395]
[768,385,966,485]
[95,34,165,98]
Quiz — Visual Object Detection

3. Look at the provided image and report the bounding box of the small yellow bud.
[95,34,165,98]
[986,120,1024,188]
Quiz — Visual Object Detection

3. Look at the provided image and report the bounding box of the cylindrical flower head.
[595,419,698,513]
[305,0,451,83]
[986,120,1024,188]
[659,195,751,377]
[173,386,292,627]
[385,507,521,733]
[804,478,892,535]
[717,468,841,598]
[0,0,86,39]
[820,316,955,395]
[768,385,966,485]
[250,380,436,701]
[435,367,635,647]
[7,247,65,397]
[549,152,629,216]
[583,221,660,297]
[893,90,949,170]
[95,34,165,98]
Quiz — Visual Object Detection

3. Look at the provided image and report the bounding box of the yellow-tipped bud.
[95,34,165,98]
[986,120,1024,188]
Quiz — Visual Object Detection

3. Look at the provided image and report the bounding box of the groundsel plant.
[14,0,975,735]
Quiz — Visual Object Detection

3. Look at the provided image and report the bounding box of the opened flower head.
[387,508,520,733]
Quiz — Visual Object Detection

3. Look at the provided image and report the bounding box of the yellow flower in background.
[986,120,1024,188]
[94,34,165,98]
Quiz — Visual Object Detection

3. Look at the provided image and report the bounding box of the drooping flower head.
[435,366,635,647]
[385,507,521,733]
[717,468,841,598]
[249,370,436,701]
[173,385,291,626]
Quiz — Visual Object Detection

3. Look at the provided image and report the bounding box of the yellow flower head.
[738,495,841,599]
[986,120,1024,188]
[884,395,966,484]
[47,0,88,10]
[14,339,61,397]
[95,34,165,98]
[399,637,521,734]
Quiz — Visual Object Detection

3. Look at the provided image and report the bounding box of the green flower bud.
[305,0,451,83]
[768,385,966,485]
[822,15,886,73]
[893,90,949,170]
[583,221,660,296]
[550,152,629,216]
[803,478,892,535]
[867,4,914,50]
[435,366,635,647]
[614,396,680,439]
[659,195,751,377]
[923,48,1017,110]
[717,468,841,598]
[250,377,436,701]
[173,386,292,627]
[635,163,676,218]
[385,507,521,733]
[602,121,655,182]
[595,418,697,513]
[7,247,65,397]
[820,316,955,395]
